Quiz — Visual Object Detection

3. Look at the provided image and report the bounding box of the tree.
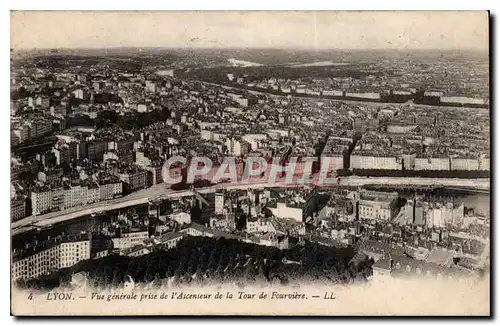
[390,197,408,218]
[23,235,364,290]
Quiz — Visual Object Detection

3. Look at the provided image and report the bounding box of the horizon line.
[12,46,489,52]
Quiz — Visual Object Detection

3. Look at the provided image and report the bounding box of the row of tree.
[336,169,490,178]
[178,65,368,84]
[94,108,173,130]
[17,236,372,290]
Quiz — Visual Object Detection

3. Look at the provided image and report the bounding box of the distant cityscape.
[10,48,490,289]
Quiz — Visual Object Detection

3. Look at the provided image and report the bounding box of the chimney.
[412,197,416,224]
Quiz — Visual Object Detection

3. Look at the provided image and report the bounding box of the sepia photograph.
[9,10,491,316]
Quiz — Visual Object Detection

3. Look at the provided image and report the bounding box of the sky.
[11,11,489,50]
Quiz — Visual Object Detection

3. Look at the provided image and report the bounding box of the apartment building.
[11,198,26,222]
[351,154,403,170]
[358,190,398,221]
[414,157,450,171]
[119,169,148,192]
[112,229,150,250]
[31,181,122,215]
[12,236,91,281]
